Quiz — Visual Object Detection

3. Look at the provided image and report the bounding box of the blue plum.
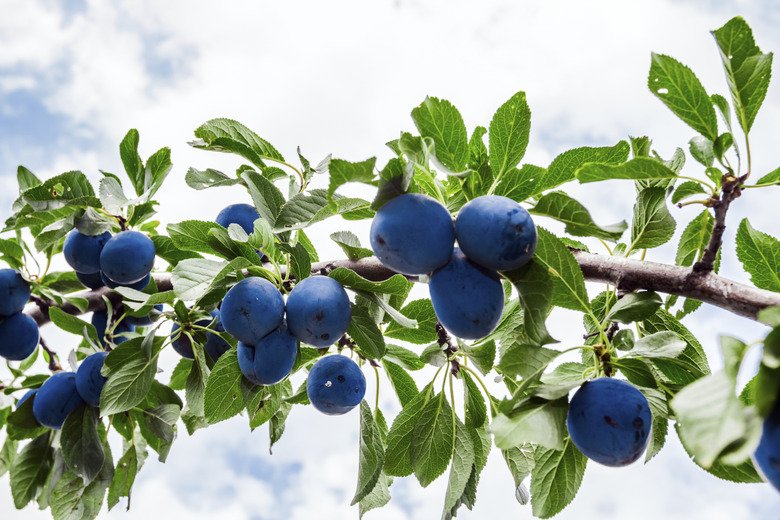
[369,193,455,275]
[99,230,156,284]
[428,248,504,340]
[754,399,780,491]
[32,372,85,429]
[100,271,151,291]
[17,389,38,409]
[76,270,104,289]
[0,269,30,317]
[75,351,109,407]
[567,378,652,467]
[171,310,231,361]
[91,311,135,347]
[306,355,366,415]
[216,203,260,234]
[286,276,351,348]
[455,195,537,271]
[0,313,39,361]
[124,304,164,327]
[237,321,298,386]
[220,277,285,345]
[63,230,112,274]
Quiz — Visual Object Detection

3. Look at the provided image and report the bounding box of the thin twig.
[39,337,62,372]
[693,173,744,273]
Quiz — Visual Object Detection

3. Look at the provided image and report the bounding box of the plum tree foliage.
[1,15,780,520]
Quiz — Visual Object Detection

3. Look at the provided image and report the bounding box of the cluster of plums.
[0,269,38,362]
[65,229,156,291]
[369,193,538,340]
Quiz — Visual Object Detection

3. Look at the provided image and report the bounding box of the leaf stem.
[460,365,499,416]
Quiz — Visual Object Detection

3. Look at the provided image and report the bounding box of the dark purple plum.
[220,277,284,346]
[63,230,112,274]
[0,313,39,361]
[91,311,135,347]
[369,193,455,275]
[171,310,231,361]
[306,355,366,415]
[567,378,652,467]
[76,271,104,289]
[32,372,85,430]
[286,276,351,348]
[100,271,151,291]
[124,304,164,327]
[428,248,504,340]
[237,321,298,386]
[0,269,30,317]
[99,230,155,284]
[754,398,780,491]
[75,351,109,407]
[455,195,537,271]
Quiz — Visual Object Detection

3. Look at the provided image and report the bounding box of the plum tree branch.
[24,252,780,327]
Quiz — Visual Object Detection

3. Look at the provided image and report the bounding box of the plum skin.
[369,193,455,275]
[220,277,285,346]
[306,355,366,415]
[75,351,109,407]
[455,195,537,271]
[124,304,164,327]
[32,372,85,430]
[17,389,38,409]
[0,269,31,317]
[91,312,135,347]
[99,230,156,284]
[237,321,298,386]
[63,230,112,274]
[428,248,504,340]
[171,310,231,361]
[754,399,780,491]
[216,203,264,257]
[0,313,39,361]
[286,276,351,348]
[76,271,104,289]
[566,378,652,467]
[100,271,150,291]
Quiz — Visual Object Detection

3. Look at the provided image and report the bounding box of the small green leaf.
[61,405,104,485]
[100,338,161,416]
[10,432,52,509]
[410,392,454,487]
[536,140,629,193]
[185,167,244,190]
[328,267,411,296]
[530,440,588,519]
[533,228,589,312]
[203,347,245,424]
[383,361,418,407]
[689,136,715,167]
[274,189,372,232]
[348,305,386,359]
[630,187,676,250]
[604,291,662,324]
[384,385,432,477]
[735,218,780,292]
[503,260,556,346]
[412,97,469,173]
[351,401,385,505]
[671,181,707,204]
[531,192,627,241]
[328,158,377,205]
[462,371,487,428]
[384,299,438,345]
[192,118,283,167]
[491,398,567,451]
[648,53,718,140]
[384,344,425,371]
[489,92,532,178]
[675,210,713,267]
[493,164,546,203]
[441,417,475,517]
[107,444,139,511]
[330,231,374,260]
[576,157,678,184]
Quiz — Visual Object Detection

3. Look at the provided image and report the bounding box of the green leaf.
[351,401,385,505]
[240,170,285,225]
[145,146,172,198]
[459,340,496,376]
[204,347,245,424]
[441,417,475,517]
[498,341,558,379]
[10,432,52,509]
[604,291,662,324]
[537,140,630,193]
[384,385,432,477]
[614,358,657,388]
[383,361,418,407]
[330,231,374,260]
[676,210,713,266]
[6,395,48,440]
[100,338,161,416]
[689,136,715,167]
[735,218,780,292]
[286,242,311,282]
[328,157,377,205]
[630,187,676,250]
[672,181,707,204]
[576,157,678,184]
[274,189,372,232]
[489,92,532,178]
[107,445,138,511]
[531,191,627,241]
[640,387,670,461]
[712,16,774,133]
[503,445,535,490]
[150,235,202,267]
[61,405,104,485]
[648,53,718,140]
[462,371,487,428]
[170,258,228,301]
[17,165,41,192]
[348,305,386,359]
[533,228,589,312]
[191,118,283,168]
[625,331,686,360]
[384,344,425,371]
[642,309,710,383]
[530,440,588,519]
[502,260,556,346]
[384,299,438,344]
[371,157,413,211]
[756,165,780,186]
[491,398,567,450]
[119,129,145,197]
[328,267,411,296]
[410,392,454,487]
[412,96,469,173]
[493,164,546,203]
[185,167,244,190]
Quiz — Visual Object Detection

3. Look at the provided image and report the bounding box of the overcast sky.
[2,0,780,518]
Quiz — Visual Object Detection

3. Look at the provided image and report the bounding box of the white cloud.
[1,0,780,518]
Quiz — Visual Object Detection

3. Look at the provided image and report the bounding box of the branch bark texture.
[26,252,780,327]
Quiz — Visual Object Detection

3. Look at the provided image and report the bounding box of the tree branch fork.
[25,252,780,328]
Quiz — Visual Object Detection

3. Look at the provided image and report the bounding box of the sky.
[2,0,780,518]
